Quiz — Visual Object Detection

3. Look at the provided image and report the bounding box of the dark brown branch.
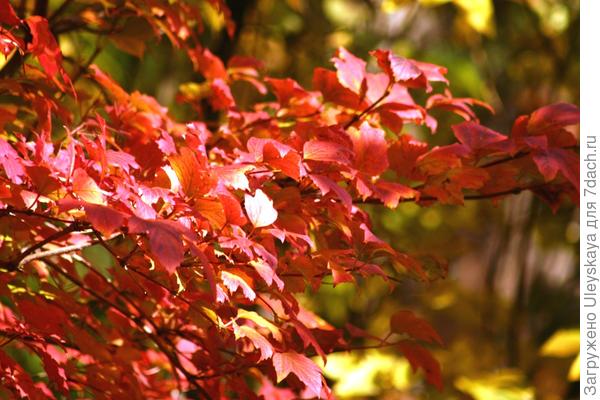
[354,184,545,206]
[49,0,76,21]
[0,328,78,350]
[0,206,76,224]
[34,0,49,17]
[1,231,121,272]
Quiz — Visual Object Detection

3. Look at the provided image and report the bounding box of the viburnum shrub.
[0,1,579,398]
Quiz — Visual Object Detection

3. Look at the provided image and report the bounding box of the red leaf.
[245,189,278,228]
[377,102,427,132]
[313,67,362,109]
[195,197,227,229]
[249,258,284,290]
[190,47,228,79]
[452,122,507,151]
[0,138,26,184]
[234,325,273,361]
[221,270,256,300]
[332,47,367,95]
[258,378,296,400]
[310,174,353,211]
[219,192,248,226]
[412,61,448,84]
[210,78,236,110]
[303,140,353,165]
[272,351,323,398]
[398,340,443,391]
[390,310,443,345]
[349,122,389,175]
[169,147,214,198]
[263,142,304,180]
[128,217,191,274]
[427,92,494,121]
[373,181,419,208]
[266,77,307,106]
[388,134,429,180]
[36,348,69,395]
[84,203,127,236]
[448,167,490,190]
[532,148,579,190]
[0,0,20,25]
[90,65,129,103]
[72,168,104,205]
[370,49,428,89]
[26,16,71,89]
[17,299,68,335]
[528,103,580,135]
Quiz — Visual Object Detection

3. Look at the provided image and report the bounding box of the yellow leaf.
[455,370,534,400]
[419,0,495,36]
[319,351,411,397]
[568,353,580,381]
[237,309,282,342]
[540,329,579,357]
[454,0,495,35]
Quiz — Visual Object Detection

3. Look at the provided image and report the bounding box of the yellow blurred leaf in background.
[455,370,534,400]
[419,0,495,36]
[568,353,580,381]
[320,351,411,397]
[539,329,579,357]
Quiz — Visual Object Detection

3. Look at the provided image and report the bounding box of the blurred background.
[69,0,580,398]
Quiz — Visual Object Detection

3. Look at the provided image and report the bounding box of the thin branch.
[49,0,75,21]
[344,83,392,129]
[13,232,121,271]
[0,328,78,350]
[0,206,76,224]
[354,184,545,206]
[15,223,83,264]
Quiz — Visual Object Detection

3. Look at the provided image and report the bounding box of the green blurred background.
[62,0,580,398]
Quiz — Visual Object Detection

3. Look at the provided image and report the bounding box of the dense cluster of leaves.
[0,0,579,398]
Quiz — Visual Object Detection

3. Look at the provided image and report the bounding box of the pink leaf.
[332,47,367,95]
[244,189,278,228]
[234,325,273,361]
[272,351,323,398]
[370,49,427,89]
[221,271,256,300]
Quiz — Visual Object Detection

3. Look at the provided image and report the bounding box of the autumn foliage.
[0,1,579,398]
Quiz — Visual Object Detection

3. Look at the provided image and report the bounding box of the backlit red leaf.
[72,168,104,205]
[272,351,323,398]
[332,47,367,95]
[303,140,353,165]
[370,49,428,89]
[349,122,389,175]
